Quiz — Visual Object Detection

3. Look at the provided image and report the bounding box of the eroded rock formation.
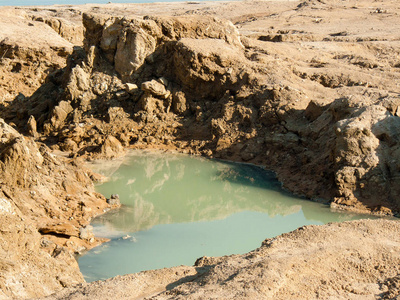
[0,0,399,298]
[4,7,398,215]
[0,117,117,298]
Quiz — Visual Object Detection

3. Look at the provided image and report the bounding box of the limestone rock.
[0,214,84,300]
[113,19,159,79]
[83,13,242,82]
[125,83,138,94]
[138,94,165,115]
[141,79,170,99]
[146,15,242,48]
[0,119,111,298]
[0,121,44,187]
[98,135,125,158]
[172,38,247,99]
[67,65,90,101]
[54,101,73,125]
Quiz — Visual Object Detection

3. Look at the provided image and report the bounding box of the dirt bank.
[0,0,399,298]
[42,219,400,300]
[3,0,399,214]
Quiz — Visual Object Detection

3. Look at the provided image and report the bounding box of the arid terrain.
[0,0,399,298]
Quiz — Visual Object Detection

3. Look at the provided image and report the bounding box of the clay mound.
[42,219,400,300]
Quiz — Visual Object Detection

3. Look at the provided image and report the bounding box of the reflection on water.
[79,150,373,282]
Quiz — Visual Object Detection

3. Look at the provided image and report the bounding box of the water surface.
[79,150,372,282]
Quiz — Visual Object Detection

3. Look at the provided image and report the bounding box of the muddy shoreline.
[0,0,400,298]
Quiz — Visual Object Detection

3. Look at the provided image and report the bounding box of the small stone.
[79,225,94,240]
[125,83,138,93]
[115,90,127,98]
[141,79,170,99]
[157,77,169,87]
[107,194,120,206]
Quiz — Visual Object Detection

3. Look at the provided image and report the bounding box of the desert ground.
[0,0,399,298]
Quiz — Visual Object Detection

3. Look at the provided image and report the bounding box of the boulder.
[67,65,90,101]
[172,38,247,99]
[138,94,165,115]
[98,135,125,158]
[113,19,160,79]
[43,101,73,134]
[141,79,170,99]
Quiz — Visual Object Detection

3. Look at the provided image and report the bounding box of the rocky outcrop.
[0,213,83,300]
[0,118,117,298]
[31,15,84,45]
[2,6,398,215]
[0,8,73,102]
[331,98,400,211]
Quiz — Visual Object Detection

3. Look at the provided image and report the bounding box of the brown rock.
[44,101,73,133]
[67,65,90,101]
[141,79,170,99]
[138,94,165,115]
[39,223,80,237]
[98,135,125,158]
[113,19,159,79]
[124,83,138,94]
[27,115,38,138]
[79,225,94,240]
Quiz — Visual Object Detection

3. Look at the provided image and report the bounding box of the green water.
[79,150,372,282]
